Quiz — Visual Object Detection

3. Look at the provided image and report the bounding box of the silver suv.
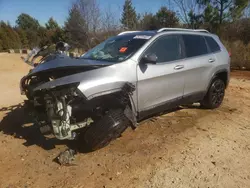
[21,28,230,151]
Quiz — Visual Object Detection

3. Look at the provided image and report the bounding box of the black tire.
[201,78,225,109]
[80,108,130,151]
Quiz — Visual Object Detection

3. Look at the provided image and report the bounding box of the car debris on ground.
[56,148,77,166]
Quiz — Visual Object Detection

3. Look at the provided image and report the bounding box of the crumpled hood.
[30,56,113,75]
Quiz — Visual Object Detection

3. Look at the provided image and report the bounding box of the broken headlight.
[49,82,81,96]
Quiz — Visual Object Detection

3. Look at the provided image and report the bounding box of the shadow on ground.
[0,103,205,154]
[0,103,77,151]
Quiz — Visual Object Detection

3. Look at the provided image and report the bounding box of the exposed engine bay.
[24,78,135,141]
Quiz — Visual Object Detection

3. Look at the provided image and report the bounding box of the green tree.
[230,0,249,20]
[53,28,66,43]
[138,13,158,30]
[16,13,40,30]
[155,6,179,28]
[45,17,60,30]
[121,0,138,29]
[188,10,203,29]
[138,7,179,30]
[64,4,88,49]
[0,21,21,50]
[27,29,40,47]
[202,3,220,31]
[197,0,249,24]
[0,25,8,50]
[16,13,41,48]
[0,39,2,51]
[44,17,64,44]
[16,28,29,48]
[38,26,50,47]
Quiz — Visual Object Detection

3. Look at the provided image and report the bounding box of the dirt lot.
[0,53,250,188]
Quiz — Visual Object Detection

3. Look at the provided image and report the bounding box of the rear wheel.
[201,78,225,109]
[80,108,130,151]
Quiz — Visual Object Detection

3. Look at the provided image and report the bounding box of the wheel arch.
[84,82,138,128]
[206,69,229,93]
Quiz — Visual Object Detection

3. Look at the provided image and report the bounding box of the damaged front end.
[22,73,137,143]
[25,82,93,140]
[20,50,138,150]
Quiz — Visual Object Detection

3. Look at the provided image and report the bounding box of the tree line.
[0,0,250,60]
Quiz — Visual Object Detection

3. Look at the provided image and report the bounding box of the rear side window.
[205,36,221,52]
[182,35,208,58]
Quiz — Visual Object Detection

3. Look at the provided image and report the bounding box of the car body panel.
[136,61,185,111]
[180,53,217,96]
[202,37,231,90]
[30,56,114,75]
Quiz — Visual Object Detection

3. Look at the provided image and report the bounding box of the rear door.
[180,34,216,101]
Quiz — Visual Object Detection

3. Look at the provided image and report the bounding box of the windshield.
[81,34,152,62]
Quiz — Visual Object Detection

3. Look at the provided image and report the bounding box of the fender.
[33,59,137,96]
[206,68,229,93]
[80,81,138,128]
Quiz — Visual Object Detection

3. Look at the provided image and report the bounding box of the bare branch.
[172,0,200,24]
[101,6,119,32]
[214,0,221,5]
[223,0,234,11]
[76,0,101,32]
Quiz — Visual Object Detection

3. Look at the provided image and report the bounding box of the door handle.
[174,65,184,70]
[208,58,215,63]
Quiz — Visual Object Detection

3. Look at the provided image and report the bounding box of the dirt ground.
[0,53,250,188]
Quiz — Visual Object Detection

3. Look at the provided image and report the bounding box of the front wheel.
[79,108,130,152]
[201,78,225,109]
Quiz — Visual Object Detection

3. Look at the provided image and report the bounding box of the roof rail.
[157,28,209,33]
[118,31,140,36]
[193,29,210,33]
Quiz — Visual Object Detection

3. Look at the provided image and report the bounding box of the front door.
[137,34,186,117]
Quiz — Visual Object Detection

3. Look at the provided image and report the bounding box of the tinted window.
[144,35,182,63]
[182,35,208,58]
[205,36,221,52]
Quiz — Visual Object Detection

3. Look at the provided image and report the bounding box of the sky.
[0,0,169,26]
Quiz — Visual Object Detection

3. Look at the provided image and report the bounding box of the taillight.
[228,51,231,57]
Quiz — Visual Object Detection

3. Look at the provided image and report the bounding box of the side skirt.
[137,91,205,122]
[181,91,206,105]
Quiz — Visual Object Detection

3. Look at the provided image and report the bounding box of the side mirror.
[140,53,158,64]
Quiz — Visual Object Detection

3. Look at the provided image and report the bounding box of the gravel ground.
[0,54,250,188]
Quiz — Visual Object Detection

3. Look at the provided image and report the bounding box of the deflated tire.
[80,108,130,151]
